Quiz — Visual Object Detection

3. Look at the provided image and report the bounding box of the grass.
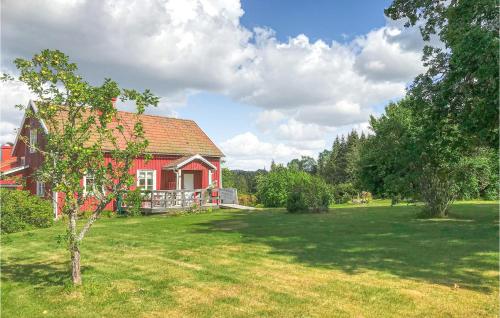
[1,202,498,317]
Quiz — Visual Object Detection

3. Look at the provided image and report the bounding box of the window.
[83,173,105,196]
[29,128,37,153]
[36,181,45,196]
[83,174,96,195]
[137,170,156,191]
[208,170,212,186]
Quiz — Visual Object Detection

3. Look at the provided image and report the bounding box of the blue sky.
[241,0,393,43]
[1,0,424,170]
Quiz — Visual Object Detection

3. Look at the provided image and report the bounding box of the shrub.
[0,189,53,234]
[124,188,143,216]
[332,183,356,204]
[101,210,115,218]
[360,191,372,203]
[286,190,308,213]
[256,166,298,207]
[238,193,257,207]
[286,174,332,213]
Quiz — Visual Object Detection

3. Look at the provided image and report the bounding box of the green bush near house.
[0,189,53,234]
[124,188,144,216]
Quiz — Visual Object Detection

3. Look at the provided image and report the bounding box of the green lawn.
[1,202,498,317]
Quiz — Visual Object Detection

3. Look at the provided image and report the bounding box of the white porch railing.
[140,188,220,210]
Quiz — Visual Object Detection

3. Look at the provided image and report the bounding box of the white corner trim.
[29,100,49,133]
[1,165,29,176]
[176,154,217,170]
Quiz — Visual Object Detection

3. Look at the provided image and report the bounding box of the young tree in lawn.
[2,50,159,284]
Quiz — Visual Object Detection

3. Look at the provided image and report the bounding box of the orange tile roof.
[48,107,224,157]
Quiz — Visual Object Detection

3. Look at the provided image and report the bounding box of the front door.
[183,173,194,190]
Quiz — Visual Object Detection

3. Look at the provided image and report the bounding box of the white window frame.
[36,181,45,197]
[83,174,95,195]
[83,173,105,196]
[208,170,212,186]
[136,170,156,191]
[29,128,37,153]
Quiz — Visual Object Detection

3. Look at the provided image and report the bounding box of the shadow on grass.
[194,204,499,293]
[1,258,93,288]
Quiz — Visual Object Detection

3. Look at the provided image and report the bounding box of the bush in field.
[456,148,498,200]
[256,166,298,207]
[286,174,332,213]
[124,188,143,216]
[258,166,333,210]
[286,190,308,213]
[352,191,373,204]
[0,189,53,234]
[238,193,258,207]
[360,191,372,203]
[332,182,356,204]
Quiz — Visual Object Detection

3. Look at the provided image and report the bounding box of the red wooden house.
[0,100,224,217]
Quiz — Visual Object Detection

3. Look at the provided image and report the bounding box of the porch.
[135,154,223,213]
[160,154,218,191]
[139,188,220,214]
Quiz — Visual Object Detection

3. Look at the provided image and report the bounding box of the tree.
[345,130,361,185]
[287,156,317,174]
[222,168,236,188]
[383,0,499,216]
[386,0,499,148]
[256,165,302,207]
[317,149,331,178]
[2,50,158,284]
[358,100,419,200]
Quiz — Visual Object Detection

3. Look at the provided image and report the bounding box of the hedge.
[0,189,53,234]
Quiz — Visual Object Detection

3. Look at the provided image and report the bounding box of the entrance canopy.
[162,154,217,171]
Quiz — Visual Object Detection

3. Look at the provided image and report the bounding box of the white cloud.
[277,119,327,141]
[220,132,316,169]
[255,110,286,131]
[354,26,426,82]
[0,78,36,144]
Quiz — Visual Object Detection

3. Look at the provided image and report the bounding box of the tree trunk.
[68,206,82,285]
[71,243,82,284]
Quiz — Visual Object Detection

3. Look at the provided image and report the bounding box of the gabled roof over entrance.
[163,154,217,170]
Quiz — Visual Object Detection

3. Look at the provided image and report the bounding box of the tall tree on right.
[386,0,498,148]
[384,0,499,216]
